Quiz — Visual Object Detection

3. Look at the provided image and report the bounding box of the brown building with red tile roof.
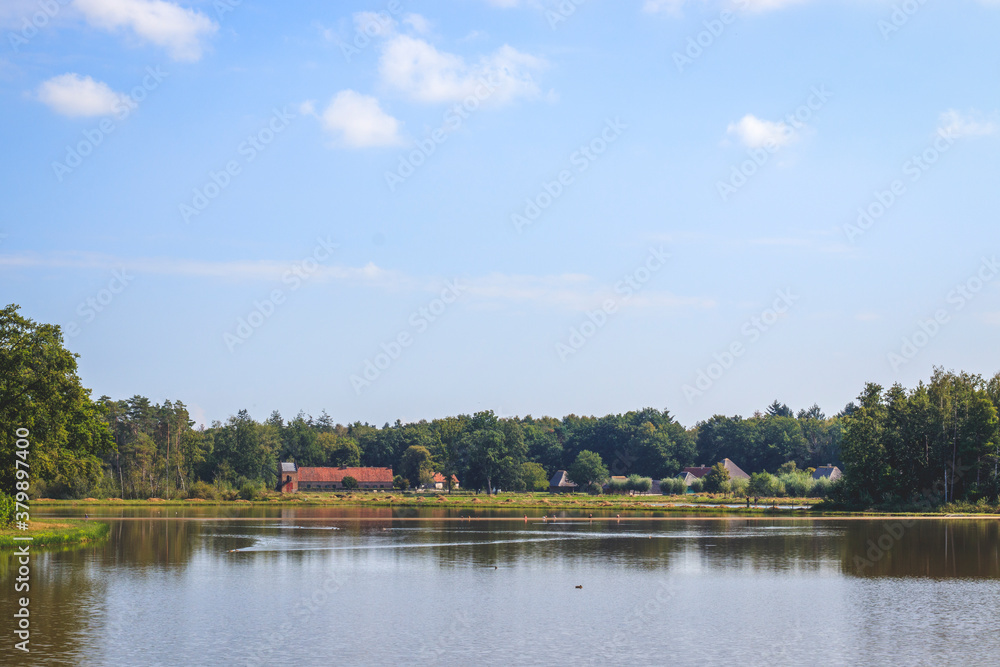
[277,462,394,492]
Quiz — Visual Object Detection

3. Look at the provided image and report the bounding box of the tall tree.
[0,305,112,496]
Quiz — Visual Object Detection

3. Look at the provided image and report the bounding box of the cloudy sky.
[2,0,998,428]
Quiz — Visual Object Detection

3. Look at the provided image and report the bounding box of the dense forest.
[2,304,998,510]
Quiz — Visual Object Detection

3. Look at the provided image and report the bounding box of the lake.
[4,507,1000,666]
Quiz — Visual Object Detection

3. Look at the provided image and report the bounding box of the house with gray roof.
[549,470,578,494]
[812,465,842,481]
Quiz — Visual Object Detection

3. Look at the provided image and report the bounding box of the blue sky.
[2,0,999,428]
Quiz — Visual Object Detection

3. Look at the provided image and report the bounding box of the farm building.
[277,462,394,492]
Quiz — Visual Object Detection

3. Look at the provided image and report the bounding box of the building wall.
[280,472,298,493]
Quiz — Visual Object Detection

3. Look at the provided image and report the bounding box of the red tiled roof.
[431,473,459,484]
[297,467,393,483]
[683,466,712,479]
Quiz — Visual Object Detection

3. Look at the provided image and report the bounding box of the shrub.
[393,475,408,490]
[606,479,629,495]
[779,472,811,498]
[748,472,777,498]
[341,476,359,490]
[585,482,603,495]
[730,478,749,498]
[626,475,652,493]
[660,478,687,495]
[221,489,239,501]
[188,481,219,500]
[810,476,834,498]
[690,479,704,494]
[238,484,260,501]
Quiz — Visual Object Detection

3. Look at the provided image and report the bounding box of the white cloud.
[36,73,125,116]
[402,13,431,34]
[0,251,712,312]
[378,34,545,105]
[937,109,997,139]
[75,0,217,62]
[727,114,796,148]
[320,90,403,148]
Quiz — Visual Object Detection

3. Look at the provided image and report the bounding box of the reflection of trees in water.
[840,519,1000,578]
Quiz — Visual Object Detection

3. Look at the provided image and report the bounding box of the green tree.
[393,475,408,490]
[463,411,526,493]
[748,472,776,497]
[318,432,361,467]
[840,383,890,505]
[341,476,358,490]
[567,450,608,488]
[0,305,113,496]
[702,462,731,493]
[518,461,549,492]
[400,445,434,488]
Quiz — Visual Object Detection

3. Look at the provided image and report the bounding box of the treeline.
[2,305,999,509]
[836,369,1000,507]
[62,398,857,500]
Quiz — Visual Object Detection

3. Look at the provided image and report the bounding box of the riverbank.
[31,492,811,511]
[0,519,110,549]
[28,492,1000,516]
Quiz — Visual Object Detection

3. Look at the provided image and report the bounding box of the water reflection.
[3,509,999,665]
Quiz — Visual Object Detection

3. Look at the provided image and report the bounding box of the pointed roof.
[549,470,577,488]
[682,459,750,480]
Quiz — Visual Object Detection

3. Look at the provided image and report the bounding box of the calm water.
[3,507,1000,666]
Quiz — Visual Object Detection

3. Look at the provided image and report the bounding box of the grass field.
[0,519,110,549]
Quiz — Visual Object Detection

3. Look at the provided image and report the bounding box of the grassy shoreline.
[0,519,110,549]
[28,493,1000,517]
